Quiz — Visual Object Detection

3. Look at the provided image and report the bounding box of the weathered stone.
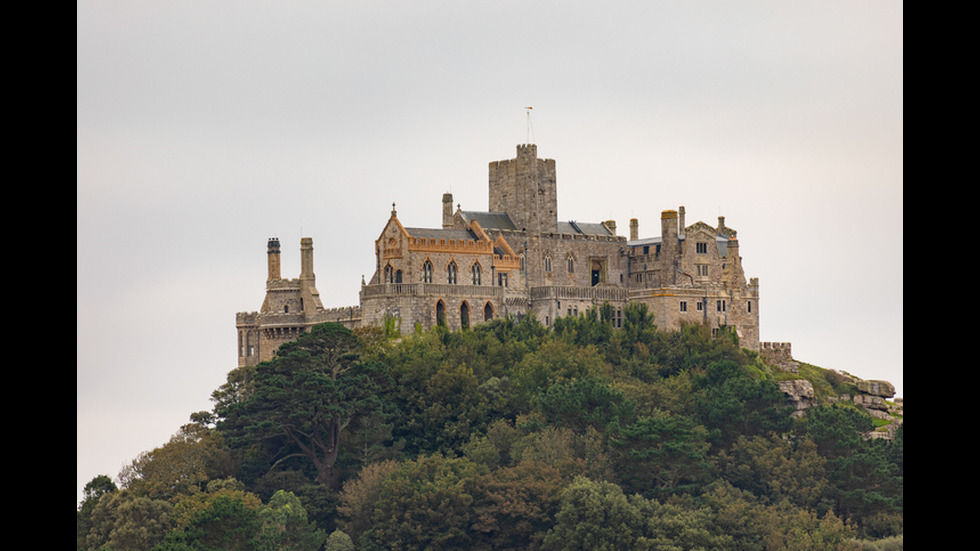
[778,379,815,416]
[856,379,895,398]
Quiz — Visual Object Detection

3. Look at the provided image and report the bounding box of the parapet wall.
[760,341,797,372]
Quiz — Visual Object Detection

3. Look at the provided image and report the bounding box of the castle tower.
[488,144,557,234]
[267,238,281,281]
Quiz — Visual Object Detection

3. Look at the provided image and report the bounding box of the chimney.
[678,206,686,236]
[300,237,315,282]
[630,218,638,241]
[443,193,454,229]
[267,238,281,281]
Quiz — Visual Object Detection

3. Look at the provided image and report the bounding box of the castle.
[236,143,760,367]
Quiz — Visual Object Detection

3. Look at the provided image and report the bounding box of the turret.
[267,238,281,281]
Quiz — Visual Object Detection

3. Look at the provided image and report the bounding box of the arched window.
[544,255,552,273]
[567,255,575,274]
[436,299,446,327]
[394,269,403,283]
[422,260,433,283]
[471,263,481,285]
[384,264,393,283]
[447,261,458,284]
[520,253,526,273]
[484,302,494,321]
[460,301,470,330]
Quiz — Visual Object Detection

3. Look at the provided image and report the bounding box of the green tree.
[257,490,327,550]
[541,477,648,550]
[118,422,233,503]
[154,495,262,550]
[218,323,387,488]
[611,409,712,498]
[78,474,118,548]
[86,489,175,551]
[694,360,794,449]
[362,454,485,551]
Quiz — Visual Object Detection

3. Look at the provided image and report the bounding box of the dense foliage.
[79,305,903,550]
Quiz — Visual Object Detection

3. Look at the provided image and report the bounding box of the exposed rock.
[778,379,814,417]
[856,379,895,398]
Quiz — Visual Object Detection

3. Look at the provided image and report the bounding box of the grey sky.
[77,1,902,504]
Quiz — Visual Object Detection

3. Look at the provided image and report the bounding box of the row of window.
[678,299,752,313]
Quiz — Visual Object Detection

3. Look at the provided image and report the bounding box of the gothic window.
[422,260,433,283]
[567,255,574,274]
[436,299,446,326]
[472,263,481,285]
[448,261,458,284]
[520,253,526,273]
[544,255,552,273]
[460,301,470,330]
[384,264,393,283]
[484,302,494,321]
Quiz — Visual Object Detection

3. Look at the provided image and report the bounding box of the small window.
[696,242,708,254]
[697,265,709,277]
[448,262,458,284]
[472,263,481,285]
[747,301,752,313]
[680,301,687,312]
[717,300,726,312]
[544,255,552,273]
[422,261,433,283]
[567,256,574,273]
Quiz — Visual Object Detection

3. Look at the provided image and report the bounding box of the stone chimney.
[267,238,281,281]
[630,218,638,241]
[443,193,454,229]
[300,237,315,283]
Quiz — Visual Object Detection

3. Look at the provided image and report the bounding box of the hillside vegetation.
[78,304,903,550]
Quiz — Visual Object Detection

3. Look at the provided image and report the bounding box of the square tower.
[488,144,557,234]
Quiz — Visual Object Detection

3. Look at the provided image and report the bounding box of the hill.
[78,309,903,550]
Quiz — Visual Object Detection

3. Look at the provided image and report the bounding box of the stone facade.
[236,143,761,367]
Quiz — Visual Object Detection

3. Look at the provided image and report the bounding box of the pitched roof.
[458,211,517,231]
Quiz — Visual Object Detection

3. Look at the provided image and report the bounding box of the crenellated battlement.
[760,342,797,372]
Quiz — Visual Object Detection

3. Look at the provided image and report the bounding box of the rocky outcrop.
[778,379,815,417]
[777,371,903,439]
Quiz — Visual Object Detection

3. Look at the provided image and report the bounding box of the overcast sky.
[77,1,902,505]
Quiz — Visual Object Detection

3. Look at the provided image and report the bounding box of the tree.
[361,454,485,550]
[78,474,118,547]
[541,477,648,550]
[258,490,327,550]
[610,409,713,499]
[218,323,387,487]
[86,489,175,551]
